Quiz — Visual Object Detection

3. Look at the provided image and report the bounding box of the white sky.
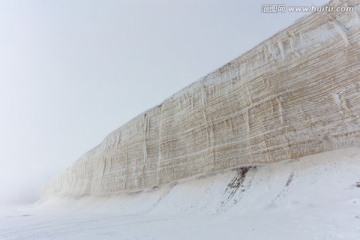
[0,0,329,205]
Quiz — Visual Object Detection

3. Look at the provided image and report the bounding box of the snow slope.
[42,0,360,197]
[1,148,360,240]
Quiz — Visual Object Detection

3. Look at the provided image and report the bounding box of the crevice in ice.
[333,91,350,113]
[331,19,350,46]
[277,40,285,60]
[277,96,285,125]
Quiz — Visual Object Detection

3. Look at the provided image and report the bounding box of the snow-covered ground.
[1,148,360,240]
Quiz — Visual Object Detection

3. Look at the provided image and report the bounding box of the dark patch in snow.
[132,190,144,195]
[224,166,255,199]
[286,174,294,187]
[170,182,178,188]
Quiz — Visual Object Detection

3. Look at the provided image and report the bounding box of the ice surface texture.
[42,0,360,200]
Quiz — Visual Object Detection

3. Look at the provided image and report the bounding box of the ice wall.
[42,0,360,200]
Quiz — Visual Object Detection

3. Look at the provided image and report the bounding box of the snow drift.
[42,0,360,200]
[1,148,360,239]
[2,1,360,239]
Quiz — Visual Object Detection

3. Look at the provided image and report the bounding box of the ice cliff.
[42,0,360,200]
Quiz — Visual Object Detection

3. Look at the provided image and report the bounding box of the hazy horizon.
[0,0,328,205]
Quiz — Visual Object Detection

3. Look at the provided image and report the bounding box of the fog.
[0,0,328,205]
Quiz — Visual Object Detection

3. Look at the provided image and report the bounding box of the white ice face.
[42,0,360,200]
[0,0,331,205]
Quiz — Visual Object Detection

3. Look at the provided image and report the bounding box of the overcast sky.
[0,0,329,205]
